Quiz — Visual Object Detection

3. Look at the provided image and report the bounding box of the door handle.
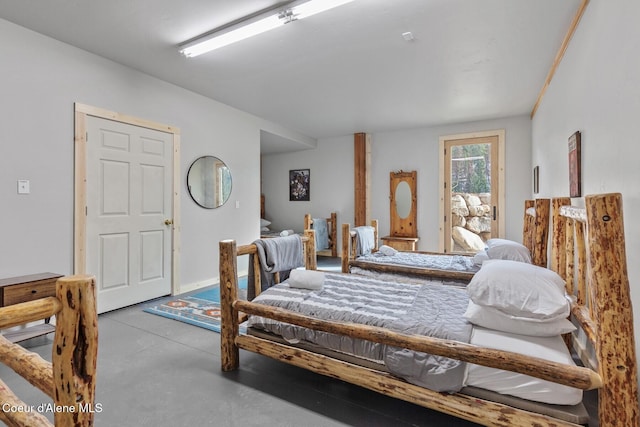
[164,219,173,226]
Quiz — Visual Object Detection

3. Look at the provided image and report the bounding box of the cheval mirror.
[383,170,419,251]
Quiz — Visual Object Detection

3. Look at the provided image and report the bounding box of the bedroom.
[1,0,639,425]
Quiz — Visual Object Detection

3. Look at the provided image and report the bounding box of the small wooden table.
[0,272,62,343]
[381,235,419,252]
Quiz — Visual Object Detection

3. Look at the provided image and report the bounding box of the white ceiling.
[0,0,581,153]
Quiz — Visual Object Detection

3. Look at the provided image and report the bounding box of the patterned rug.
[143,277,247,333]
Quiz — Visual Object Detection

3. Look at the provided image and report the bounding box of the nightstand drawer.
[3,279,57,306]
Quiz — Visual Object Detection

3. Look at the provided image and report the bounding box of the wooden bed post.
[523,199,535,256]
[52,275,98,427]
[550,197,570,275]
[341,224,350,273]
[220,239,240,371]
[586,193,639,427]
[303,214,311,230]
[532,198,550,267]
[304,229,318,270]
[371,219,379,251]
[330,212,338,257]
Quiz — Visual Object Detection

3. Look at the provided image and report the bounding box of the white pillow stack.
[464,260,574,337]
[261,218,271,232]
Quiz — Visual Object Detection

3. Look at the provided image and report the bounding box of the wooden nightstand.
[0,272,62,342]
[381,236,419,252]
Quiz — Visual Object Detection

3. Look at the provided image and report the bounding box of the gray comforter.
[247,273,472,392]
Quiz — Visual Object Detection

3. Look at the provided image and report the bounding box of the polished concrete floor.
[0,259,596,426]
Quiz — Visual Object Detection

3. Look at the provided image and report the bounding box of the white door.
[86,116,173,313]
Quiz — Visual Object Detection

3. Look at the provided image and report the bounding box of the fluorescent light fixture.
[180,0,355,58]
[290,0,354,20]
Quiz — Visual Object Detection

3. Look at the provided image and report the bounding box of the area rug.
[143,277,247,333]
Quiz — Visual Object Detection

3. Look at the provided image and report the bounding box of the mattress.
[247,273,583,405]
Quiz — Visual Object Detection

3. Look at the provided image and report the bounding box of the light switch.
[17,180,30,194]
[235,200,240,209]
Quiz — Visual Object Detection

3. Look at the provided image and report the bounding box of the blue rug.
[143,277,247,333]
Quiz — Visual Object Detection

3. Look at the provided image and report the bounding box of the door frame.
[438,129,505,252]
[73,103,181,295]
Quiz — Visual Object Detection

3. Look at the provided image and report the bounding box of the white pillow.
[378,245,398,256]
[472,250,490,266]
[261,226,270,232]
[260,218,271,228]
[467,259,569,320]
[464,301,576,337]
[288,269,325,290]
[485,238,531,263]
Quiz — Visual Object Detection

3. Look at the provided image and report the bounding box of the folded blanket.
[288,269,325,290]
[378,245,398,256]
[312,218,329,250]
[247,235,303,300]
[355,226,375,256]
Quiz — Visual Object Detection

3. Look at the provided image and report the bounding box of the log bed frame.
[0,275,98,427]
[219,193,638,426]
[260,212,337,258]
[303,212,338,257]
[341,198,551,280]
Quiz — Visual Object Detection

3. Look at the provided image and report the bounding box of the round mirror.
[187,156,232,209]
[395,181,412,219]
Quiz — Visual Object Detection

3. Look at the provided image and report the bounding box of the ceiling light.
[180,0,355,58]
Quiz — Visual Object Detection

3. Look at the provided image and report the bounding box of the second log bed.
[219,192,638,427]
[261,212,338,257]
[342,198,551,282]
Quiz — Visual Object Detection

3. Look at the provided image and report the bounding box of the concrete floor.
[0,260,597,427]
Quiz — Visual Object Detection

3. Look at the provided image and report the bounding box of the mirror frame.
[187,155,232,209]
[389,170,417,237]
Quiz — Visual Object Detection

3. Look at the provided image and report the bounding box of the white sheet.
[465,326,583,405]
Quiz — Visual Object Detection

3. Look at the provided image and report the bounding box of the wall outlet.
[17,180,30,194]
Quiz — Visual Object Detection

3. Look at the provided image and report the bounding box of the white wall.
[531,0,640,375]
[0,18,303,291]
[261,115,532,252]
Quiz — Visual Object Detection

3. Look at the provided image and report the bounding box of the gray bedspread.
[356,251,480,273]
[247,273,472,392]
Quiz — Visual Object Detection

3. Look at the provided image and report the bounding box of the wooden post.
[354,133,370,227]
[304,229,318,270]
[550,197,570,275]
[52,275,98,427]
[585,193,639,427]
[532,198,550,267]
[341,224,350,273]
[371,219,379,251]
[303,213,311,230]
[219,240,240,371]
[522,200,535,256]
[329,212,338,257]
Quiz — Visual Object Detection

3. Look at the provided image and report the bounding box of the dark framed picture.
[533,165,539,194]
[568,131,581,198]
[289,169,310,201]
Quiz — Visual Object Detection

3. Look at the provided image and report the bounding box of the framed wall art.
[289,169,310,201]
[568,131,581,197]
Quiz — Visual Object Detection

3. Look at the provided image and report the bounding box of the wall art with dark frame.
[289,169,310,201]
[568,131,581,198]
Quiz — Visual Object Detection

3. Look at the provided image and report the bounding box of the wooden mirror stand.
[382,170,419,251]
